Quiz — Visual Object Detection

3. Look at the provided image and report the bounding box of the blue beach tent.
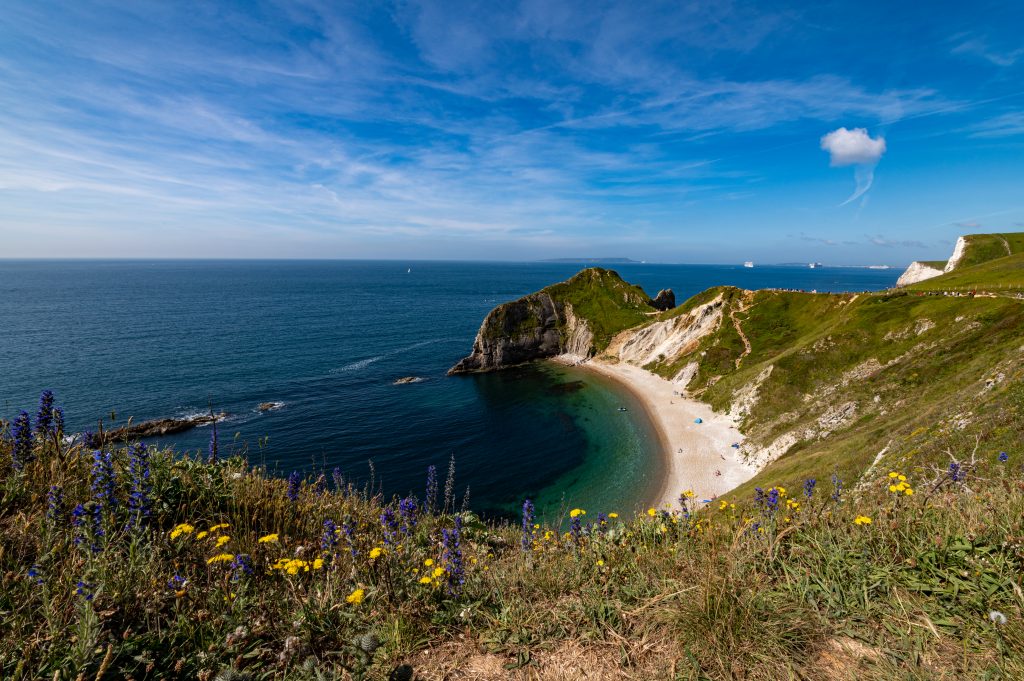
[694,418,703,424]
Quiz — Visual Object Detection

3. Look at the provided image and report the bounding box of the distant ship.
[868,265,890,270]
[808,262,822,269]
[743,261,754,268]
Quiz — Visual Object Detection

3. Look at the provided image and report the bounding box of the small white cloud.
[820,127,886,166]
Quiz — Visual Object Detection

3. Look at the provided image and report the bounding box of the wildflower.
[989,610,1008,626]
[608,512,618,519]
[286,471,301,502]
[332,467,344,492]
[803,478,816,499]
[27,565,43,586]
[216,536,230,547]
[312,558,324,570]
[998,451,1009,462]
[46,485,64,525]
[647,508,657,517]
[321,519,339,556]
[75,580,95,601]
[425,465,438,514]
[949,462,964,483]
[380,507,399,546]
[399,497,418,535]
[418,576,431,584]
[596,559,604,567]
[342,517,358,557]
[346,588,365,605]
[521,499,535,551]
[258,533,279,544]
[369,547,383,560]
[424,558,434,567]
[91,450,116,509]
[170,523,196,539]
[196,531,209,540]
[167,573,187,593]
[36,391,56,438]
[830,471,844,503]
[229,554,253,581]
[569,508,585,518]
[441,516,465,595]
[854,515,872,525]
[126,442,151,529]
[888,472,899,479]
[11,411,33,470]
[207,553,235,565]
[209,523,229,532]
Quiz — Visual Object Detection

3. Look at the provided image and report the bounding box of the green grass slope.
[907,251,1024,292]
[954,232,1024,270]
[543,267,655,351]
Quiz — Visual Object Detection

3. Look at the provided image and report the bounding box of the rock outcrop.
[448,268,654,374]
[94,413,228,444]
[605,294,725,370]
[896,261,944,287]
[448,294,591,374]
[651,289,676,311]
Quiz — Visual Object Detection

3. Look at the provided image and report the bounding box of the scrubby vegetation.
[2,390,1023,680]
[541,267,655,351]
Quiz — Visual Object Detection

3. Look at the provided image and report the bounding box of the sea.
[0,260,899,520]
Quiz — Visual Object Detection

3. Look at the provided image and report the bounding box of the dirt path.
[730,293,754,369]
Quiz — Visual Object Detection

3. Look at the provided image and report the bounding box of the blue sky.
[1,1,1022,263]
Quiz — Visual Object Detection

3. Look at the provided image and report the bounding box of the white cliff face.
[896,261,944,287]
[605,295,725,368]
[561,304,594,358]
[944,236,967,272]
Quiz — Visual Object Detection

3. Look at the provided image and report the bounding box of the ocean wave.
[331,355,384,373]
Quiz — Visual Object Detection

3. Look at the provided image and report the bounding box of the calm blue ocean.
[0,260,898,518]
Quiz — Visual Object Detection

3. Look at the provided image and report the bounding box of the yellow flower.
[258,533,279,543]
[170,523,195,539]
[596,559,604,567]
[432,567,444,578]
[888,472,899,479]
[682,489,695,498]
[418,576,431,584]
[569,508,585,518]
[854,515,872,525]
[719,500,728,510]
[346,588,365,605]
[424,558,434,567]
[216,536,230,547]
[897,475,907,482]
[889,485,898,493]
[647,508,657,517]
[313,558,324,570]
[904,488,914,496]
[195,531,209,540]
[208,523,230,532]
[207,553,234,564]
[369,547,383,560]
[608,512,618,519]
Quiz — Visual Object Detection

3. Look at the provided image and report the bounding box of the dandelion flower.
[608,513,618,519]
[209,523,230,532]
[854,515,872,526]
[216,536,230,547]
[207,553,235,564]
[569,508,585,518]
[313,558,324,570]
[424,558,434,567]
[647,508,656,517]
[596,560,604,567]
[258,533,279,544]
[989,610,1008,625]
[418,576,431,584]
[369,547,383,560]
[904,488,914,496]
[196,531,209,540]
[170,523,195,539]
[346,588,365,605]
[888,472,899,479]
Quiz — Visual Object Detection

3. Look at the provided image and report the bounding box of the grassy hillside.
[542,267,655,351]
[953,233,1024,270]
[2,392,1023,680]
[907,251,1024,292]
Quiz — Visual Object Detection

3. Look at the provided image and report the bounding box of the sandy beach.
[573,358,758,510]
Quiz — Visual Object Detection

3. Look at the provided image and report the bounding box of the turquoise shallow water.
[0,260,898,520]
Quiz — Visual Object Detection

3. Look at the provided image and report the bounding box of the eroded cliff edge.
[448,268,658,374]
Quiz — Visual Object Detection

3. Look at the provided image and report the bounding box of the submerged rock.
[258,402,284,412]
[393,376,425,385]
